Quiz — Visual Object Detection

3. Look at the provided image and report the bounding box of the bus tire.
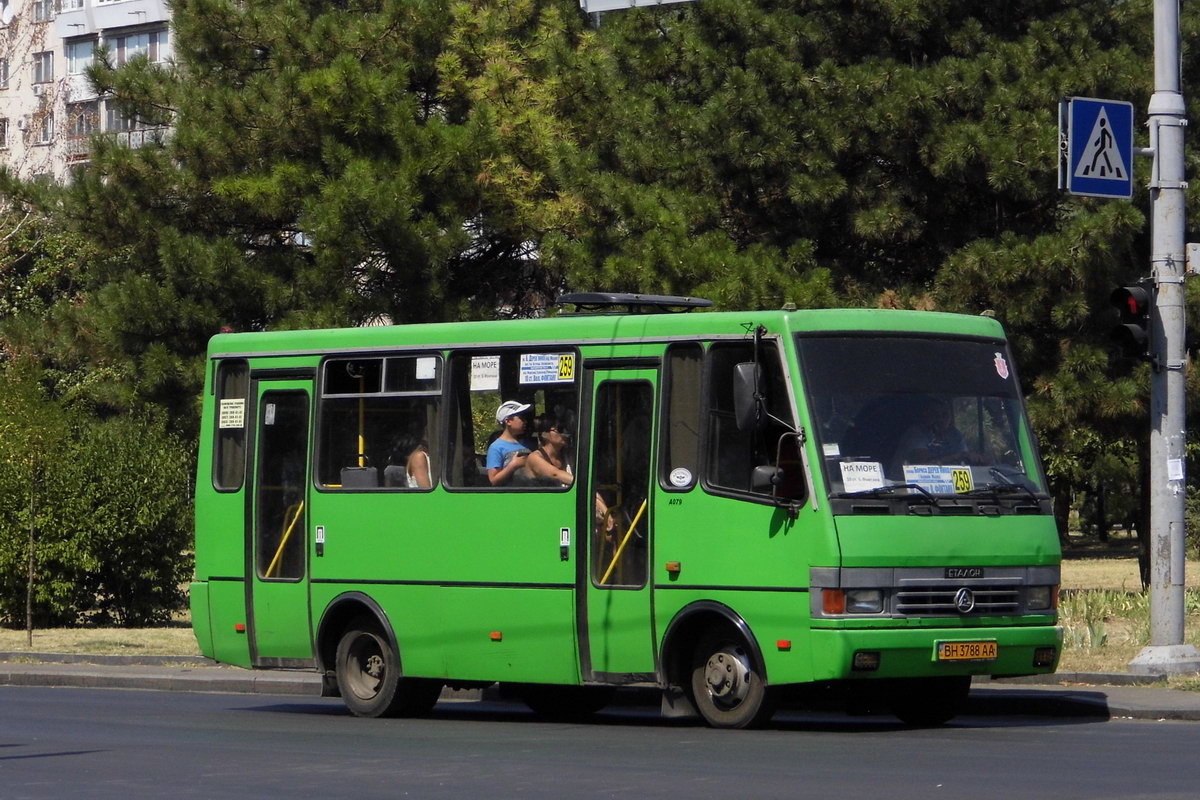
[689,629,775,729]
[335,621,442,718]
[889,676,971,727]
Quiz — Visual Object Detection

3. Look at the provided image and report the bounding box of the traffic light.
[1110,283,1152,357]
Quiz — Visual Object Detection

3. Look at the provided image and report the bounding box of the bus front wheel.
[689,629,775,729]
[335,622,441,718]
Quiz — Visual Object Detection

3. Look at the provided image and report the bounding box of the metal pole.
[1129,0,1200,675]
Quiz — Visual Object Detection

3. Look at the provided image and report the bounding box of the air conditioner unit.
[32,84,45,96]
[16,116,28,130]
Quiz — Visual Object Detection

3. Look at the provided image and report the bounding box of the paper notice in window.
[471,355,501,391]
[840,461,884,492]
[218,398,245,429]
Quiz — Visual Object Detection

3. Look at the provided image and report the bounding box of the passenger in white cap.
[487,400,532,485]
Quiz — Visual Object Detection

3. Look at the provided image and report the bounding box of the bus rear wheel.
[335,622,442,718]
[689,629,775,729]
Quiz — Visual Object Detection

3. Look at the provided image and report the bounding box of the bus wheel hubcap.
[704,649,750,708]
[365,654,384,680]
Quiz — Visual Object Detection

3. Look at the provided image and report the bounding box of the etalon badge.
[954,587,976,614]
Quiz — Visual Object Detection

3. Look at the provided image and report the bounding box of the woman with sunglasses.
[523,414,574,487]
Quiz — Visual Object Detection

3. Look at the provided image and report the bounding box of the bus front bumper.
[807,624,1063,681]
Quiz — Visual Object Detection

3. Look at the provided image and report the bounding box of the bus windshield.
[796,334,1049,511]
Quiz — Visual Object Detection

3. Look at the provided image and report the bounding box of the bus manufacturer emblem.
[954,588,976,614]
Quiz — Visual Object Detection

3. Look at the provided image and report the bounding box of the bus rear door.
[247,377,315,666]
[580,366,658,682]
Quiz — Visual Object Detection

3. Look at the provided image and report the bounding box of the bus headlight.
[845,589,884,614]
[1027,586,1058,611]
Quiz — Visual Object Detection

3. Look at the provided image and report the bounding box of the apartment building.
[0,0,170,182]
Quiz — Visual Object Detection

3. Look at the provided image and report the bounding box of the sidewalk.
[3,653,1200,721]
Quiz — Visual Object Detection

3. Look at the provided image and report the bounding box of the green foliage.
[9,0,1200,626]
[0,361,193,626]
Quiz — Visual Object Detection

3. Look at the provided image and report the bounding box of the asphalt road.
[3,686,1200,799]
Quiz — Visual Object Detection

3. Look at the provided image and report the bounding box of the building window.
[32,0,54,22]
[0,58,8,89]
[0,118,8,149]
[108,28,170,66]
[106,106,141,132]
[61,0,84,9]
[66,39,96,75]
[37,111,53,144]
[67,101,97,136]
[32,51,53,84]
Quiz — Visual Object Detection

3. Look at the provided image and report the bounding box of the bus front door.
[247,381,315,667]
[581,370,657,681]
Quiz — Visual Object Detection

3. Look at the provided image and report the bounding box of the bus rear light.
[1033,647,1057,668]
[823,589,846,615]
[852,651,881,671]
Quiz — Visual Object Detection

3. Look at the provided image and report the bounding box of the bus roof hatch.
[555,292,713,313]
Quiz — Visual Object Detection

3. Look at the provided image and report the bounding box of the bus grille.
[894,585,1022,616]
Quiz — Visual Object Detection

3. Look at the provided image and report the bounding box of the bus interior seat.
[383,465,408,487]
[340,466,379,488]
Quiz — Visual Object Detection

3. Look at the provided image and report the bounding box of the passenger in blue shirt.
[487,400,532,485]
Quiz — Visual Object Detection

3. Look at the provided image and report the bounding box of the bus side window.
[317,355,441,490]
[213,359,248,491]
[705,342,802,501]
[660,343,702,490]
[445,350,579,489]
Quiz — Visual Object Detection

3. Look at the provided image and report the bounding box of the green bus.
[191,293,1061,728]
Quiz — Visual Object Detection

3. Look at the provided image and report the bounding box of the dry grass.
[0,620,200,657]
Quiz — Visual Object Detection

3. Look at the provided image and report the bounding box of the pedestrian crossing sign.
[1062,97,1135,199]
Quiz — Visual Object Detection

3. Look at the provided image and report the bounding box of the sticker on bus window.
[471,355,501,391]
[903,465,973,494]
[416,357,438,381]
[219,398,245,429]
[994,352,1009,380]
[519,353,575,384]
[822,443,841,457]
[840,461,884,492]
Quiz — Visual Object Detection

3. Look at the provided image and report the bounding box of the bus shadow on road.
[238,693,1112,731]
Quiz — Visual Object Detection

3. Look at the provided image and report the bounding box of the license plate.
[936,640,998,661]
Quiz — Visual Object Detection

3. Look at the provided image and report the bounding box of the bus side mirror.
[733,362,764,431]
[752,465,782,493]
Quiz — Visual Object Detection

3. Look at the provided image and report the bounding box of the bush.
[0,407,193,627]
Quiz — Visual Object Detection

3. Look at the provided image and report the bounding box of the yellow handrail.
[265,501,305,578]
[600,498,648,585]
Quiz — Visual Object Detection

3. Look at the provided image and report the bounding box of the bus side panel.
[208,579,252,668]
[436,587,578,683]
[309,492,579,684]
[655,588,816,686]
[194,375,253,668]
[190,581,213,659]
[653,492,829,686]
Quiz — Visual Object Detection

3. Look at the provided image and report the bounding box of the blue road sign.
[1064,97,1135,199]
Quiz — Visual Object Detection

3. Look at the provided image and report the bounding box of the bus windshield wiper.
[832,483,939,505]
[961,482,1041,503]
